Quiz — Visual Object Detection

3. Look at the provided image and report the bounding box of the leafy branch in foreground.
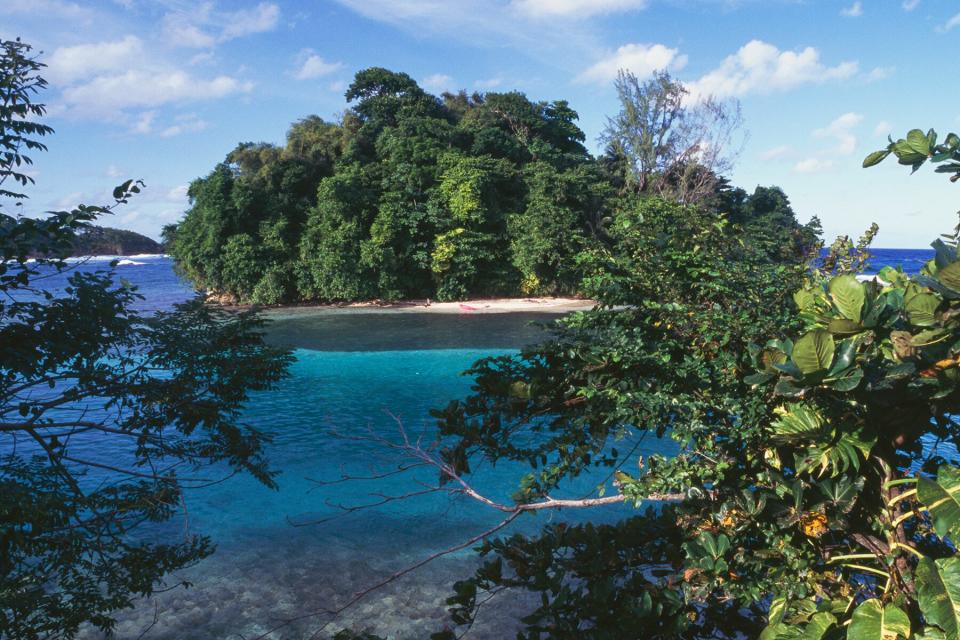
[0,38,293,639]
[336,131,960,638]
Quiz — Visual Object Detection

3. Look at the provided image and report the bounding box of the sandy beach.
[260,297,596,320]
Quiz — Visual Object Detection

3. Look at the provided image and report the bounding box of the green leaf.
[798,426,875,477]
[794,287,817,311]
[792,330,835,375]
[917,465,960,540]
[916,556,960,639]
[907,128,933,156]
[938,262,960,293]
[745,372,775,386]
[828,338,858,375]
[847,599,910,640]
[772,403,823,441]
[905,291,941,326]
[863,149,891,168]
[827,318,863,336]
[828,366,863,392]
[829,274,865,322]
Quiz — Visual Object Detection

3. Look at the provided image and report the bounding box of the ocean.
[17,249,933,638]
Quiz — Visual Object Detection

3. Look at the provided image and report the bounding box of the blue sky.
[2,0,958,247]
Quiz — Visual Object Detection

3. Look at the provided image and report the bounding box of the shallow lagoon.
[48,252,931,638]
[82,319,673,639]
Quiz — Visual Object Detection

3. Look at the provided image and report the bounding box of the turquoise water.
[84,337,661,639]
[28,250,936,638]
[32,259,646,638]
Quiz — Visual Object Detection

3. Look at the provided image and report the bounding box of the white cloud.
[576,43,687,84]
[131,111,156,135]
[331,0,603,65]
[220,2,280,40]
[46,36,143,84]
[840,1,863,17]
[105,165,126,179]
[422,73,455,93]
[512,0,647,18]
[159,114,208,138]
[873,120,892,137]
[865,66,894,82]
[167,185,189,201]
[687,40,858,99]
[940,13,960,32]
[0,0,92,19]
[759,145,792,161]
[814,112,863,155]
[794,157,834,174]
[474,76,504,89]
[61,70,252,117]
[328,80,348,93]
[163,2,280,49]
[293,50,343,80]
[902,0,920,10]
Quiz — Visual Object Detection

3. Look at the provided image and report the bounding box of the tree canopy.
[166,69,764,306]
[166,68,604,304]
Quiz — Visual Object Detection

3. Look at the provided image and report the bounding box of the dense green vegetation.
[65,225,161,256]
[355,131,960,639]
[166,68,793,305]
[0,39,292,639]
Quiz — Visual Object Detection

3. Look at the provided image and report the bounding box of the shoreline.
[256,297,597,320]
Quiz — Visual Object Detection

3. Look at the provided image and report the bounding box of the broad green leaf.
[828,318,862,336]
[828,338,858,375]
[937,262,960,293]
[829,274,865,322]
[863,149,891,168]
[768,596,788,626]
[847,599,910,640]
[792,329,835,375]
[794,287,817,311]
[907,128,933,156]
[801,612,837,639]
[916,556,960,639]
[828,366,863,392]
[917,465,960,540]
[761,347,789,371]
[913,626,948,640]
[905,291,941,326]
[798,426,875,477]
[772,403,823,440]
[760,612,839,640]
[744,371,775,386]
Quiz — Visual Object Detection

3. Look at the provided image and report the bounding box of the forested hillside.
[69,226,161,256]
[165,68,817,304]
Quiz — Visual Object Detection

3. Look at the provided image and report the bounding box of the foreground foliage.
[382,129,960,638]
[0,39,292,638]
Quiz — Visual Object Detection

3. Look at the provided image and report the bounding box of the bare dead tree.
[600,70,745,205]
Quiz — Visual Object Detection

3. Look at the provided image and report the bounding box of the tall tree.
[600,70,743,204]
[0,38,292,639]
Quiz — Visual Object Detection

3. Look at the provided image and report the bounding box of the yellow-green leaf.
[917,465,960,540]
[847,599,910,640]
[829,274,865,322]
[937,262,960,292]
[916,556,960,639]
